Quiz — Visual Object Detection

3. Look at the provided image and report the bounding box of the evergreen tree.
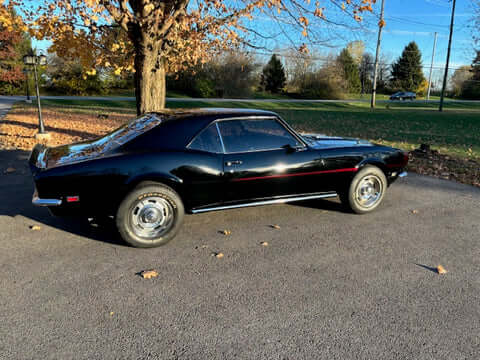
[461,50,480,99]
[261,54,286,93]
[337,48,361,93]
[390,41,426,92]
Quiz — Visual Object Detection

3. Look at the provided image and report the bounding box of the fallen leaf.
[5,167,16,173]
[270,224,281,229]
[411,209,419,214]
[29,225,41,230]
[220,230,231,236]
[260,241,269,246]
[140,270,158,279]
[109,311,114,316]
[437,265,447,275]
[212,252,224,259]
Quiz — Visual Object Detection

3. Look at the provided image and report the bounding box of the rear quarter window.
[188,123,223,153]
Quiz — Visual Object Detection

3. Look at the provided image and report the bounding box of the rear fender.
[124,173,184,200]
[29,143,48,176]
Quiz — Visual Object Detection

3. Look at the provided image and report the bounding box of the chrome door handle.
[225,160,243,166]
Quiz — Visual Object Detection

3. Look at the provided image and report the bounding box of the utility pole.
[371,0,386,108]
[426,32,437,101]
[439,0,456,112]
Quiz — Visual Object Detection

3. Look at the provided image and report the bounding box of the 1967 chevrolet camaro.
[29,108,408,248]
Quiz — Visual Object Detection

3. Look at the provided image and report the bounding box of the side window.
[217,118,301,153]
[188,123,223,153]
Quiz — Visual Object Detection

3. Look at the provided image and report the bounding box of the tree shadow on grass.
[1,120,101,140]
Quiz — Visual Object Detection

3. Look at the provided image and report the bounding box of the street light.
[22,68,31,103]
[23,53,47,135]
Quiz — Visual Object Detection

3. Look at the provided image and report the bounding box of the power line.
[248,50,472,71]
[385,15,450,29]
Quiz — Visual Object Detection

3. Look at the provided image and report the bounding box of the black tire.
[340,166,387,214]
[116,182,184,248]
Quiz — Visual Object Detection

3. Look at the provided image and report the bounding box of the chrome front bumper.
[32,190,62,207]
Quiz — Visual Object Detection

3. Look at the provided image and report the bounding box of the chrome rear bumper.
[32,190,62,207]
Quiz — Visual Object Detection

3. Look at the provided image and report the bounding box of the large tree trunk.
[133,41,166,115]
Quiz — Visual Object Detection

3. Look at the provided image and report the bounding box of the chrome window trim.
[215,116,306,154]
[186,122,224,154]
[215,122,226,154]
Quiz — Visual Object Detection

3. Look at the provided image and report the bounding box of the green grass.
[35,98,480,160]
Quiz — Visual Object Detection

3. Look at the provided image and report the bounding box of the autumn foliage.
[16,0,376,112]
[0,3,25,84]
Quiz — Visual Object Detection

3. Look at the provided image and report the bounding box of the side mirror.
[282,144,299,154]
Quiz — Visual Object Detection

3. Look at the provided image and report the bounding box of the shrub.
[298,71,346,100]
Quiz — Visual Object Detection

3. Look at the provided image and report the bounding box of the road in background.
[2,95,480,104]
[0,97,17,119]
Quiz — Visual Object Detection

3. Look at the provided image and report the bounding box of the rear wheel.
[116,183,184,248]
[340,166,387,214]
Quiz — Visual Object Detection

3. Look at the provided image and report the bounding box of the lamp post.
[23,53,47,135]
[22,68,31,103]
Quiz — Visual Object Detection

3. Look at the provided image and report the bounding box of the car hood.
[300,133,373,149]
[31,114,162,169]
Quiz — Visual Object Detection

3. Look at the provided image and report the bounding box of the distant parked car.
[29,108,408,248]
[390,91,416,101]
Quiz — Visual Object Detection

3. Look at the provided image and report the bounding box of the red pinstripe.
[232,167,358,182]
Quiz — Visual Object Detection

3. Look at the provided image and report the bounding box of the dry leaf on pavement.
[29,225,41,230]
[140,270,159,279]
[270,224,281,229]
[212,252,224,259]
[109,312,114,316]
[220,230,231,236]
[260,241,269,246]
[437,265,447,275]
[411,209,419,214]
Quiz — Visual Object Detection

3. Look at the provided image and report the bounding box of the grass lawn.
[2,98,478,186]
[33,98,480,161]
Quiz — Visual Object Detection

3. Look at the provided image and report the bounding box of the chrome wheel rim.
[355,175,383,208]
[130,196,175,239]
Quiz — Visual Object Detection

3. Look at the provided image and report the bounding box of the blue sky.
[32,0,476,84]
[379,1,474,69]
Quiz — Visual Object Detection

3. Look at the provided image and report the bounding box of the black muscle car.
[29,108,408,248]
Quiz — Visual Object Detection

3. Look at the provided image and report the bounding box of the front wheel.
[340,166,387,214]
[116,183,184,248]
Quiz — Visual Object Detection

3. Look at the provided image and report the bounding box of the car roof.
[148,108,278,122]
[152,107,277,120]
[124,108,281,152]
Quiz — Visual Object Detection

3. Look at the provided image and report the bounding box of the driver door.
[217,117,324,203]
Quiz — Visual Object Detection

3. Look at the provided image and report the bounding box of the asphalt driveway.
[0,149,479,359]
